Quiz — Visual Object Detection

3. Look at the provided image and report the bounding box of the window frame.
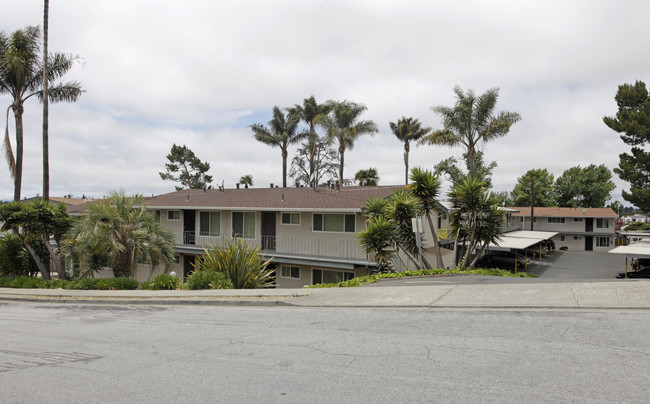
[167,210,181,221]
[312,213,356,233]
[199,211,221,237]
[596,218,610,229]
[574,218,583,222]
[280,265,300,279]
[281,212,301,226]
[311,268,355,285]
[232,211,256,239]
[596,236,609,247]
[547,217,566,224]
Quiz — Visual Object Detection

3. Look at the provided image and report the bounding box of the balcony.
[175,231,371,263]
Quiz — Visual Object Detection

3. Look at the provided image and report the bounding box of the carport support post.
[625,257,628,279]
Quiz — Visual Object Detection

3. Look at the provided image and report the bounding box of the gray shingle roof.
[145,185,406,211]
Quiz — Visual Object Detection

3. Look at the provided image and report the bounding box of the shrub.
[0,234,33,277]
[184,271,233,290]
[140,274,180,290]
[193,239,275,289]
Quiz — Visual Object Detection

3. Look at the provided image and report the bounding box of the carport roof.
[489,230,559,250]
[608,240,650,257]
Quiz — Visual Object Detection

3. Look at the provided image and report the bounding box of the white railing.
[176,231,370,262]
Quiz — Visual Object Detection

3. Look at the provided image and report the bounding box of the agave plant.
[193,238,275,289]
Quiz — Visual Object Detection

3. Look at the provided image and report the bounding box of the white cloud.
[1,0,648,205]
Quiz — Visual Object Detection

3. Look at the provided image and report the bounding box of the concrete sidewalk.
[2,279,650,309]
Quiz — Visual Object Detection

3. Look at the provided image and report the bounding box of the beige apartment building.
[141,185,451,287]
[507,207,618,252]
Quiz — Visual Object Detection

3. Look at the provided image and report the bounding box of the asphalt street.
[1,302,649,403]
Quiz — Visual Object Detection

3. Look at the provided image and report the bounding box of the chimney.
[236,183,240,189]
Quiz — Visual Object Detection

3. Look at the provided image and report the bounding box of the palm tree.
[0,199,71,280]
[354,167,379,186]
[251,106,303,188]
[318,100,378,186]
[64,192,175,278]
[384,190,431,269]
[407,167,444,268]
[390,117,431,184]
[291,96,331,186]
[42,0,50,200]
[419,86,520,180]
[239,174,253,187]
[448,176,504,268]
[0,25,83,201]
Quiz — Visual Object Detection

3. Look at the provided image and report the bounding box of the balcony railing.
[176,231,370,262]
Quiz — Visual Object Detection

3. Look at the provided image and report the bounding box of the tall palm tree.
[0,25,83,201]
[251,106,303,188]
[390,117,431,184]
[291,96,331,186]
[42,0,50,200]
[407,167,444,268]
[318,100,377,186]
[64,192,176,278]
[419,86,520,180]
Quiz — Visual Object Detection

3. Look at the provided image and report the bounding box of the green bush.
[0,234,34,277]
[140,273,180,290]
[193,239,275,289]
[184,271,233,290]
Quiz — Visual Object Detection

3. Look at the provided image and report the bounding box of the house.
[138,185,452,287]
[506,207,618,251]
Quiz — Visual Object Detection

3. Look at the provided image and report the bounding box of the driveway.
[368,251,635,286]
[525,250,628,279]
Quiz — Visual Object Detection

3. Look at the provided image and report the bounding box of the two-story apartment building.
[142,185,451,287]
[507,207,618,251]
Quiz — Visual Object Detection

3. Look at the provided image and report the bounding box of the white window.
[574,218,583,222]
[281,266,300,279]
[548,217,565,224]
[596,218,610,228]
[281,212,300,225]
[596,236,609,247]
[167,210,181,221]
[232,212,256,239]
[573,236,583,241]
[199,212,221,237]
[312,269,355,285]
[313,213,355,233]
[559,235,566,242]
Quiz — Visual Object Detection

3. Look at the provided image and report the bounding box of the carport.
[608,240,650,275]
[486,230,559,270]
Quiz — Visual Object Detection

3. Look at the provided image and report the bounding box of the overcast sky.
[1,0,648,204]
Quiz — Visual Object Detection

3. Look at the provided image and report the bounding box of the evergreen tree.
[159,144,212,191]
[603,80,650,211]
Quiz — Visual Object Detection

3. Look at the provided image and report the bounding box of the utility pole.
[529,177,535,231]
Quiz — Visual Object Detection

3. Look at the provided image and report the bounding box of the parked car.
[478,250,531,270]
[616,266,650,279]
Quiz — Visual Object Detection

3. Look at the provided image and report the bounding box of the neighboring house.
[143,185,451,287]
[507,207,618,252]
[625,213,648,224]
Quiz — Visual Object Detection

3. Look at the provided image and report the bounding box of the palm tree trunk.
[399,245,422,270]
[12,104,24,201]
[42,0,50,201]
[338,145,345,187]
[24,241,51,280]
[425,212,445,268]
[282,148,288,188]
[113,249,132,278]
[404,142,409,185]
[308,127,317,186]
[468,243,487,269]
